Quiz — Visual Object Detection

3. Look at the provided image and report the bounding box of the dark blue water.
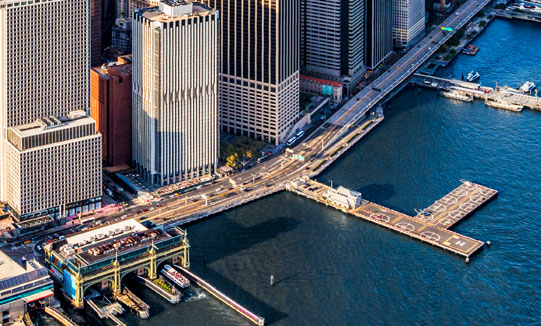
[128,19,541,326]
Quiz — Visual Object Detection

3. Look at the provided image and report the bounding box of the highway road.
[92,0,492,228]
[9,0,491,247]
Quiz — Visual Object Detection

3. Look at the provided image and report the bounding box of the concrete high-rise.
[392,0,425,47]
[365,0,393,69]
[4,112,102,221]
[0,0,102,222]
[132,1,219,185]
[90,55,133,167]
[202,0,300,145]
[300,0,365,93]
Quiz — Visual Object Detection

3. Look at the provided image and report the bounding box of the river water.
[119,19,541,326]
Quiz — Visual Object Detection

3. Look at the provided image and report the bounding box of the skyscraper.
[132,1,219,185]
[365,0,393,69]
[201,0,300,145]
[300,0,365,93]
[392,0,425,47]
[0,0,102,222]
[90,55,133,167]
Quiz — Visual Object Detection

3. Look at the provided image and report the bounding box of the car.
[174,193,180,196]
[23,239,32,245]
[37,245,42,251]
[423,210,432,216]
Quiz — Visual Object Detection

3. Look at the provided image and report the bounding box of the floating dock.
[115,286,150,319]
[173,265,265,326]
[288,180,497,259]
[137,276,181,304]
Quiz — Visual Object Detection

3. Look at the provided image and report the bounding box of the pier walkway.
[43,307,79,326]
[86,299,126,326]
[173,265,265,326]
[287,180,497,259]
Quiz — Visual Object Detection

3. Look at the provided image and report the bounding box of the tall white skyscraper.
[392,0,425,47]
[132,1,219,185]
[202,0,300,145]
[0,0,102,222]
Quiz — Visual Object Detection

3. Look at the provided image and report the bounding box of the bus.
[286,136,297,146]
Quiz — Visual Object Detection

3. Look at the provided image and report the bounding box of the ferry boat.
[466,71,480,82]
[161,264,190,288]
[519,81,536,93]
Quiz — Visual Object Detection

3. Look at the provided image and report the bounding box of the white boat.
[440,90,473,102]
[161,264,190,288]
[466,71,480,82]
[519,81,535,93]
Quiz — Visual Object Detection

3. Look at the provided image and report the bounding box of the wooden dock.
[287,180,497,260]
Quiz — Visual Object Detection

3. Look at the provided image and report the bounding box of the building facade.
[91,55,133,167]
[202,0,300,145]
[111,18,133,54]
[4,111,102,221]
[91,0,102,66]
[133,1,219,185]
[392,0,425,47]
[0,251,54,325]
[0,0,102,223]
[300,0,365,94]
[365,0,393,69]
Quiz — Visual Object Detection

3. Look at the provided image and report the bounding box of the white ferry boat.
[161,264,190,288]
[519,81,535,93]
[466,71,480,82]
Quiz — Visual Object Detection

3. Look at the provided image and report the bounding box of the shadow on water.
[357,184,396,201]
[199,215,301,265]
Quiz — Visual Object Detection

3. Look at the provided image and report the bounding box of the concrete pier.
[412,73,541,111]
[43,307,79,326]
[288,180,497,259]
[173,265,265,326]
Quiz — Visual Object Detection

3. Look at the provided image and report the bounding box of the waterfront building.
[91,55,133,167]
[0,0,103,225]
[4,111,102,222]
[300,0,365,94]
[132,1,219,185]
[392,0,425,47]
[0,250,54,324]
[43,220,189,308]
[365,0,393,69]
[324,186,362,210]
[201,0,300,145]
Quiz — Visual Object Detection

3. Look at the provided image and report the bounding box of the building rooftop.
[138,0,214,22]
[47,220,185,269]
[0,250,26,280]
[92,55,132,78]
[9,110,95,138]
[65,219,147,247]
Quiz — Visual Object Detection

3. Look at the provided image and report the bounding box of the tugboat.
[519,81,536,93]
[162,264,190,288]
[466,71,480,82]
